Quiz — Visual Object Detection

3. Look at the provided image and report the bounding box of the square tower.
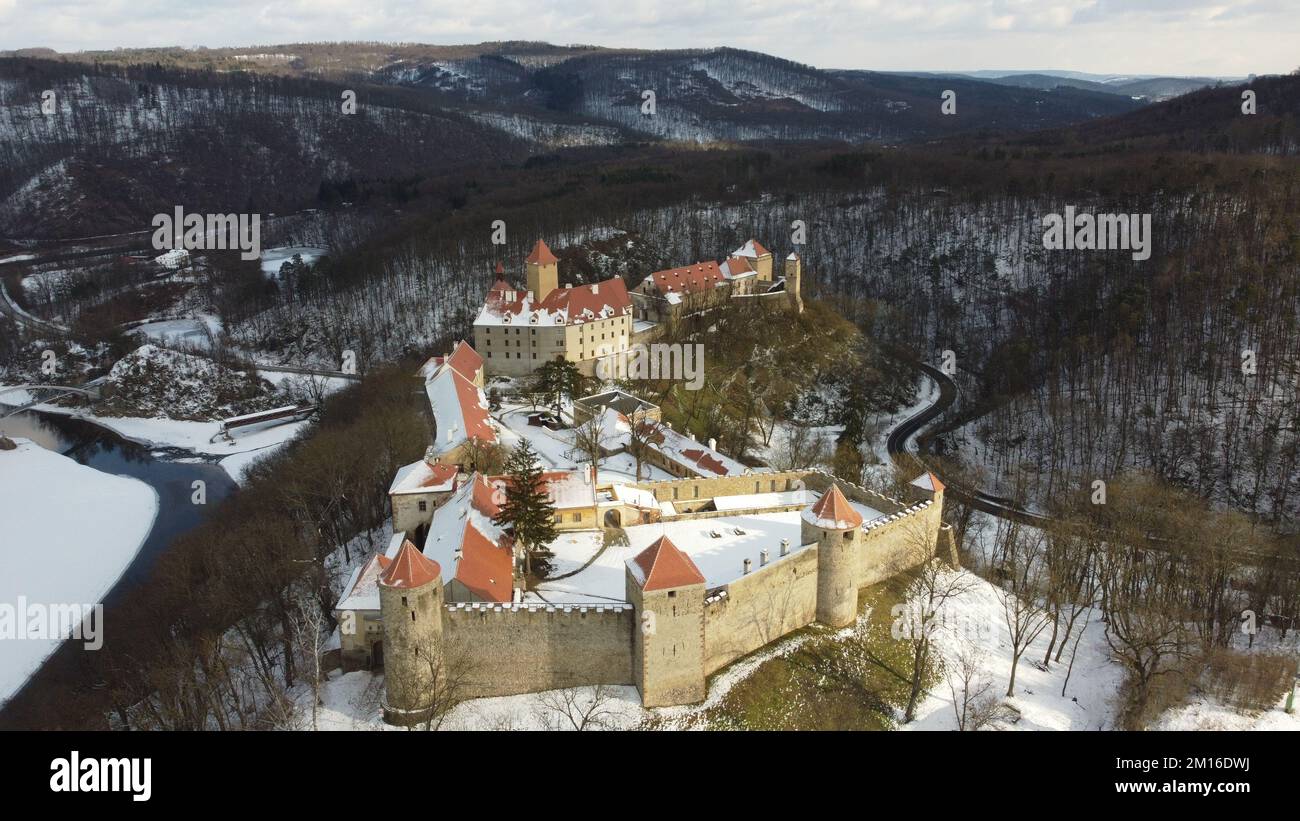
[626,536,707,707]
[525,238,559,302]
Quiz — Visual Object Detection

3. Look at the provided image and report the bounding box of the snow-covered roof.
[646,261,728,296]
[336,553,392,612]
[610,484,659,509]
[488,469,596,511]
[801,484,863,529]
[712,489,811,511]
[536,511,813,601]
[636,422,748,477]
[628,536,706,591]
[416,339,482,382]
[910,472,946,493]
[389,459,458,495]
[720,256,757,280]
[422,474,515,603]
[730,239,771,259]
[422,343,496,459]
[155,248,190,268]
[380,539,442,589]
[474,276,631,328]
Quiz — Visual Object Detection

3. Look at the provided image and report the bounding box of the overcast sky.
[1,0,1296,77]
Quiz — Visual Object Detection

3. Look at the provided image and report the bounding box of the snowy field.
[129,314,224,350]
[0,439,158,704]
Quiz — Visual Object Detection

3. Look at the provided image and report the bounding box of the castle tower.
[626,536,707,707]
[908,471,945,505]
[525,239,559,302]
[785,252,803,314]
[803,483,863,628]
[378,539,445,726]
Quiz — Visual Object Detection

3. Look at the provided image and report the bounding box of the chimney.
[566,283,572,289]
[743,558,752,575]
[780,538,789,557]
[707,437,717,451]
[592,283,599,294]
[760,549,769,566]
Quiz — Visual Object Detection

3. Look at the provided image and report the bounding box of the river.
[0,410,237,605]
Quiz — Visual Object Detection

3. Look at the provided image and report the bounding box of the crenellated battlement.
[444,601,632,615]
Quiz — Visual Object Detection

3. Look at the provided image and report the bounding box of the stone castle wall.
[379,476,949,715]
[633,470,810,504]
[858,499,942,588]
[442,603,634,699]
[702,546,819,675]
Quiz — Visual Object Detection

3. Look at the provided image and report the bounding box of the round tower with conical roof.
[803,483,863,628]
[378,539,445,726]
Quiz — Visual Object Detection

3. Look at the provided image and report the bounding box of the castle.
[472,237,802,379]
[332,238,943,724]
[338,462,954,724]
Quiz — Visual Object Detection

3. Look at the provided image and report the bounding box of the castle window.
[401,596,407,607]
[668,590,676,598]
[844,531,853,540]
[418,500,427,512]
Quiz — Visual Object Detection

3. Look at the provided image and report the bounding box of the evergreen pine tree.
[493,439,558,578]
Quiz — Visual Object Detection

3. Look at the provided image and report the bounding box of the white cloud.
[1,0,1296,75]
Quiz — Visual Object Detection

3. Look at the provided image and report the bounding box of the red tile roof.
[648,261,725,296]
[536,276,631,321]
[912,471,946,493]
[471,473,502,518]
[807,484,863,530]
[456,522,514,602]
[680,448,729,476]
[732,239,771,258]
[526,239,559,265]
[380,539,442,589]
[451,364,495,443]
[422,461,459,488]
[479,276,631,326]
[631,536,705,591]
[444,340,483,382]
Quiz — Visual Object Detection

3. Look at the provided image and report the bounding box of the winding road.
[885,361,1051,525]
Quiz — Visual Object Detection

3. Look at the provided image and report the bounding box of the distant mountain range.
[0,41,1291,238]
[906,69,1243,102]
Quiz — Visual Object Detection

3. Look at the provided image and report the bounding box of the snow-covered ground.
[7,364,350,483]
[901,567,1123,731]
[129,314,223,350]
[534,511,812,603]
[493,403,674,483]
[0,439,158,704]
